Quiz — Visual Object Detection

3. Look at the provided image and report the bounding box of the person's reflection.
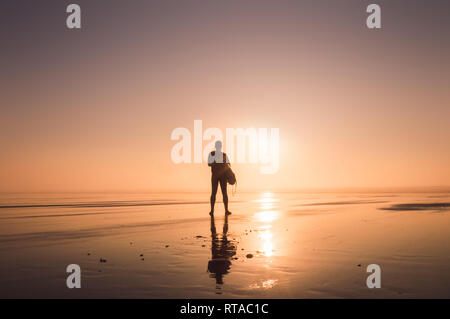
[207,214,237,292]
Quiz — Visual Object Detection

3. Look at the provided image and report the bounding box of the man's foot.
[225,211,232,215]
[209,211,214,216]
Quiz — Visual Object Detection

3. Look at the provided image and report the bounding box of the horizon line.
[1,186,449,194]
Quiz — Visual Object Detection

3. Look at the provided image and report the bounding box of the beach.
[0,191,449,298]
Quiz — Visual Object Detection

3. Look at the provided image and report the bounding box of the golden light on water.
[262,279,278,289]
[253,192,279,257]
[249,279,278,290]
[258,230,274,257]
[254,192,280,222]
[254,210,279,223]
[260,202,276,210]
[254,192,279,203]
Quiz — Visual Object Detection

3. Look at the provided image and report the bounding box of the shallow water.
[0,191,449,298]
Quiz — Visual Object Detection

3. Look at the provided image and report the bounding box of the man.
[208,141,232,216]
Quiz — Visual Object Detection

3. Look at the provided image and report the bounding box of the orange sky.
[1,1,449,192]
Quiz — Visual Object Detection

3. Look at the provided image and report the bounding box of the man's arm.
[208,152,214,167]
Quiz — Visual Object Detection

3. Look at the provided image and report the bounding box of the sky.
[1,0,449,192]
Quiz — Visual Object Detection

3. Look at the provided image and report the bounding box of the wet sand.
[0,191,449,298]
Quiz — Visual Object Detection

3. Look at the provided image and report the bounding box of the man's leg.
[219,177,229,213]
[210,176,219,214]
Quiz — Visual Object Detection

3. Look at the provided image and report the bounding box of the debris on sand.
[87,253,90,256]
[141,258,145,261]
[246,254,253,259]
[140,254,144,257]
[165,245,169,248]
[357,264,362,267]
[201,245,206,247]
[99,258,107,263]
[195,235,205,239]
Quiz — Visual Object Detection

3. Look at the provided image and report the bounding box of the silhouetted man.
[208,141,231,215]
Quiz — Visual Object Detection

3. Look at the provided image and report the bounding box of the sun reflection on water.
[258,230,274,257]
[254,210,279,223]
[249,279,278,290]
[252,192,279,257]
[254,192,279,204]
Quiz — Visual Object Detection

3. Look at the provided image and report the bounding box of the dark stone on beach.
[195,235,205,238]
[246,254,253,258]
[165,245,169,248]
[87,253,90,256]
[202,244,206,247]
[100,258,107,263]
[358,264,362,267]
[140,254,144,257]
[141,258,144,261]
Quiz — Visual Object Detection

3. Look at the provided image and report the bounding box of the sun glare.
[254,210,279,223]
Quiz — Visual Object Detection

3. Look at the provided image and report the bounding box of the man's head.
[215,140,222,152]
